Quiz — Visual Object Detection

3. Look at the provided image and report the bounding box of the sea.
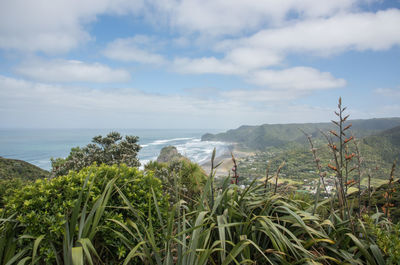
[0,129,230,171]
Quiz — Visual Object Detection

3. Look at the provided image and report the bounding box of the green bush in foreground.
[145,158,207,204]
[1,162,398,264]
[2,164,168,264]
[113,174,397,265]
[364,214,400,264]
[0,178,25,208]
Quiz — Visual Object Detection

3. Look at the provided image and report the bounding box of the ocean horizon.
[0,128,230,170]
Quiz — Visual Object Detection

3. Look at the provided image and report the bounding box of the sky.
[0,0,399,129]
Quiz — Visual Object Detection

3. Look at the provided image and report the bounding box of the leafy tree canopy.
[51,132,141,177]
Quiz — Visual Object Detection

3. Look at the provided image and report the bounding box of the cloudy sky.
[0,0,399,129]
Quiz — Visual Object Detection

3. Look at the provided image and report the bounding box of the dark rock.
[157,146,183,163]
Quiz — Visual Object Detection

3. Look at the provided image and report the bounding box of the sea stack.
[156,146,183,163]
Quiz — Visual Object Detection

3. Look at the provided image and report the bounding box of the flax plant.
[323,98,354,222]
[273,162,286,195]
[353,137,363,217]
[111,151,346,265]
[263,162,270,194]
[301,129,329,216]
[383,161,396,218]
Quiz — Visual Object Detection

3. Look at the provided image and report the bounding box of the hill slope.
[202,118,400,150]
[362,125,400,163]
[0,156,49,180]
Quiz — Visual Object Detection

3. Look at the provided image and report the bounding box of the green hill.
[362,125,400,163]
[202,117,400,151]
[0,156,49,180]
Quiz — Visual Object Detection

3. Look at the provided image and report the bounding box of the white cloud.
[0,0,385,54]
[225,48,282,70]
[173,49,282,75]
[247,67,346,89]
[374,87,400,98]
[16,59,131,83]
[221,69,346,102]
[172,58,345,93]
[222,9,400,56]
[173,57,243,75]
[0,0,144,53]
[170,8,400,86]
[1,75,397,129]
[221,89,301,102]
[161,0,367,36]
[0,75,348,128]
[103,36,167,65]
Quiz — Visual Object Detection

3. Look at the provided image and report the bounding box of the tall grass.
[1,156,393,264]
[109,144,391,264]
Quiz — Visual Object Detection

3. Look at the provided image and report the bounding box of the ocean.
[0,129,230,170]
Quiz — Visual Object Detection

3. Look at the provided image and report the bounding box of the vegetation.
[1,98,399,264]
[0,157,49,208]
[363,125,400,163]
[146,152,207,205]
[0,157,49,180]
[51,132,141,177]
[235,119,399,189]
[1,150,397,264]
[202,117,400,151]
[1,164,168,264]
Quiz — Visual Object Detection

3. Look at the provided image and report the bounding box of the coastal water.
[0,129,229,170]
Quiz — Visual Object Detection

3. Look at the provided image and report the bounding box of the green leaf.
[71,247,83,265]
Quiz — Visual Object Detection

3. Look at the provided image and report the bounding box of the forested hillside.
[202,118,400,150]
[235,124,400,184]
[363,125,400,163]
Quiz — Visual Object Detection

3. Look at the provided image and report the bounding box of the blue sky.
[0,0,399,129]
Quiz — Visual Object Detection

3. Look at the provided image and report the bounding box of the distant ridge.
[202,117,400,150]
[362,125,400,162]
[0,156,49,180]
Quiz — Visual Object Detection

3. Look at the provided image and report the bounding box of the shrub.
[3,164,168,263]
[0,178,25,208]
[364,214,400,264]
[145,158,207,205]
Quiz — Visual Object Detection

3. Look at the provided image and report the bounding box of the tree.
[51,132,141,176]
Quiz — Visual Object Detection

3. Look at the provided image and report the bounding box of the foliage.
[0,155,398,264]
[355,180,400,222]
[51,132,141,177]
[145,158,207,204]
[0,156,49,180]
[363,125,400,163]
[112,155,395,265]
[363,214,400,264]
[202,117,400,151]
[2,164,168,264]
[0,178,25,208]
[113,165,336,264]
[1,100,400,264]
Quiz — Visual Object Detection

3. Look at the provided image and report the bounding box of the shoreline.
[200,144,254,177]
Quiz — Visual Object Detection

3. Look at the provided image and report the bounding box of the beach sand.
[200,144,253,177]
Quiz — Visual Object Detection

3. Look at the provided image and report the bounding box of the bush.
[145,158,207,205]
[364,214,400,264]
[0,178,25,208]
[3,164,168,263]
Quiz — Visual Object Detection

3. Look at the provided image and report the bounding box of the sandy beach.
[200,144,253,177]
